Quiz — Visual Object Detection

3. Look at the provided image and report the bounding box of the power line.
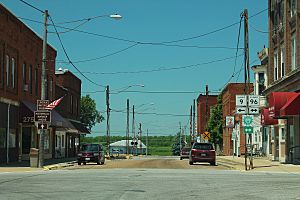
[83,90,220,94]
[48,15,106,88]
[75,54,243,75]
[18,0,44,13]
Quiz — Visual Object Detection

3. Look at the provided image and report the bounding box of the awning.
[280,93,300,116]
[268,92,297,118]
[69,119,90,134]
[261,108,278,125]
[20,101,76,130]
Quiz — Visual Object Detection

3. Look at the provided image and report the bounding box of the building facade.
[264,0,300,163]
[0,4,86,164]
[196,94,218,137]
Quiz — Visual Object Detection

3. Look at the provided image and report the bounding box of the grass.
[148,146,173,156]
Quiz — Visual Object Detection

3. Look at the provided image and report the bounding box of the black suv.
[77,143,105,165]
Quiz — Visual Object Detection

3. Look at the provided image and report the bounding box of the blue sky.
[2,1,268,137]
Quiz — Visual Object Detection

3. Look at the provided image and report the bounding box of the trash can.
[30,148,39,168]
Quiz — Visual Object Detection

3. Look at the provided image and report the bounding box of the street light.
[109,14,122,20]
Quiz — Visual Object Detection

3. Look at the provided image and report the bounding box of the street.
[1,157,300,200]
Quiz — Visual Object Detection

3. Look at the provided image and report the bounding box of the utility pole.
[106,85,110,157]
[205,85,209,130]
[243,9,253,170]
[132,105,136,155]
[193,99,196,142]
[179,122,182,153]
[139,123,142,155]
[126,99,129,155]
[39,10,48,168]
[190,105,193,145]
[146,129,149,156]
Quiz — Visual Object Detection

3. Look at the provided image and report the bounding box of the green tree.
[207,95,223,150]
[80,95,104,131]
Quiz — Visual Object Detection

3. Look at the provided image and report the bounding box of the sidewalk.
[0,157,76,173]
[218,156,300,173]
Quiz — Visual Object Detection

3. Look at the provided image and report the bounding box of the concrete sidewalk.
[0,158,77,173]
[218,156,300,173]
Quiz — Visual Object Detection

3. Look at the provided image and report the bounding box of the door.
[274,128,279,161]
[22,127,31,154]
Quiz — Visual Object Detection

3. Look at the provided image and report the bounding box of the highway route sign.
[248,95,260,107]
[242,115,254,127]
[236,95,247,106]
[248,107,259,115]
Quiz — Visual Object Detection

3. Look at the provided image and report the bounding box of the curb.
[43,161,76,171]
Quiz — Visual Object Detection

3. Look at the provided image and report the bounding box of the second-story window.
[280,46,285,77]
[11,58,15,89]
[258,72,265,95]
[274,50,278,81]
[49,77,53,101]
[6,55,9,87]
[70,94,73,113]
[22,63,27,91]
[291,34,296,71]
[29,65,32,94]
[35,68,38,96]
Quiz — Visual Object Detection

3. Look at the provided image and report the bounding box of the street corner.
[43,162,75,171]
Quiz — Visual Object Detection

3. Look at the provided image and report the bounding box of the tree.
[207,95,223,151]
[80,95,104,131]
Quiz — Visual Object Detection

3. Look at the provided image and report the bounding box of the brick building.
[196,94,218,136]
[55,68,89,158]
[263,0,300,163]
[221,83,253,156]
[0,4,85,164]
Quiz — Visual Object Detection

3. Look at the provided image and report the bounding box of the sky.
[2,0,268,137]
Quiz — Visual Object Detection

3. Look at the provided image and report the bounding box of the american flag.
[45,95,65,110]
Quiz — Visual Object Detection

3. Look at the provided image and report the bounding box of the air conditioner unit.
[23,84,28,91]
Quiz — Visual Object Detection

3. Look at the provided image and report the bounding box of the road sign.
[37,100,49,111]
[226,116,234,128]
[236,95,247,106]
[242,115,254,126]
[34,111,51,123]
[248,95,260,107]
[37,123,48,130]
[243,126,253,134]
[202,131,210,140]
[248,107,259,115]
[236,107,247,114]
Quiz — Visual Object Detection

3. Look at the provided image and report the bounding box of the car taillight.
[191,149,196,156]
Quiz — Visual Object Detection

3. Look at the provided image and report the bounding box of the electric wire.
[48,15,106,88]
[18,0,44,14]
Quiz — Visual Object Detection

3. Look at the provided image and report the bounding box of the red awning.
[268,92,297,118]
[280,93,300,116]
[261,108,278,125]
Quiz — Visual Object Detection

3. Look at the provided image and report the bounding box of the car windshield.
[193,143,213,150]
[81,144,99,151]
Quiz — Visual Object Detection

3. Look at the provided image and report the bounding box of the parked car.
[189,143,216,165]
[180,147,191,160]
[77,143,105,165]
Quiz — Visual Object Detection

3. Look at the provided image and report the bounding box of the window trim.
[291,34,296,71]
[280,46,285,77]
[6,55,9,87]
[274,50,278,81]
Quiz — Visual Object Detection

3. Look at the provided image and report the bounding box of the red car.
[77,143,105,165]
[180,147,191,160]
[189,143,216,165]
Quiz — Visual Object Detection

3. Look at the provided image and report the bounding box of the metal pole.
[106,85,110,157]
[6,104,10,164]
[193,99,196,141]
[126,99,129,155]
[205,85,209,131]
[190,105,193,145]
[39,10,48,168]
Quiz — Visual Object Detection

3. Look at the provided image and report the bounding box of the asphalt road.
[1,168,300,200]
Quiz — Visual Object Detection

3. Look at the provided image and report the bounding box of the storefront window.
[44,130,50,150]
[271,127,275,141]
[9,129,16,148]
[62,135,65,148]
[0,128,6,148]
[281,127,285,141]
[290,125,294,148]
